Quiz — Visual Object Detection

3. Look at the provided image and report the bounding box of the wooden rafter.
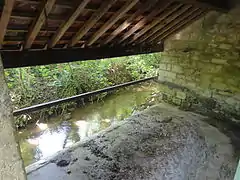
[176,0,230,12]
[138,4,191,44]
[15,0,230,12]
[118,1,169,44]
[0,0,226,54]
[148,7,201,43]
[146,5,193,43]
[87,0,139,46]
[2,44,163,68]
[7,20,128,34]
[128,2,179,44]
[0,0,15,48]
[8,11,162,30]
[68,0,118,47]
[48,0,90,48]
[103,0,159,45]
[159,10,208,41]
[9,8,135,22]
[15,0,71,9]
[24,0,56,49]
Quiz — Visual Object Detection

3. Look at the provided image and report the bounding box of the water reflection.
[26,122,71,160]
[17,84,158,166]
[36,120,48,130]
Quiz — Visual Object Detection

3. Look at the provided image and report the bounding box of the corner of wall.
[157,6,240,123]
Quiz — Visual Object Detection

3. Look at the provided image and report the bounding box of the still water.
[17,83,159,166]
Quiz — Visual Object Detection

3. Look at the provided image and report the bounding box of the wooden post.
[0,54,26,179]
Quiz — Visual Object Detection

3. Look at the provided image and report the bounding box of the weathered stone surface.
[159,64,167,70]
[176,91,187,100]
[0,56,26,180]
[211,58,228,65]
[26,104,237,180]
[211,82,227,90]
[172,65,183,73]
[219,43,232,50]
[158,6,240,123]
[158,70,176,81]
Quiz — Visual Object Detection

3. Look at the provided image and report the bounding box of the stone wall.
[0,55,26,179]
[157,6,240,123]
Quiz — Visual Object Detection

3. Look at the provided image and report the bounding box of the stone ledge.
[26,104,237,180]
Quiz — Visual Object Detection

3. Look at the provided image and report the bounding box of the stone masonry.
[157,6,240,123]
[0,55,26,180]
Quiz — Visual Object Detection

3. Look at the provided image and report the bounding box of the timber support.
[2,44,163,69]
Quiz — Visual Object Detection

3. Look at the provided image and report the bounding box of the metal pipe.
[13,76,156,116]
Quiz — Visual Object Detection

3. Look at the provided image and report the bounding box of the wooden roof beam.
[103,0,159,45]
[176,0,230,12]
[158,10,208,41]
[0,0,15,48]
[87,0,139,46]
[2,44,163,69]
[137,4,191,44]
[24,0,56,49]
[128,3,180,44]
[147,8,201,43]
[15,0,230,12]
[118,1,171,45]
[147,5,195,42]
[68,0,118,47]
[15,0,71,9]
[48,0,90,48]
[8,9,166,26]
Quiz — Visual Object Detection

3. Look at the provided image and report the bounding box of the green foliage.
[4,53,162,127]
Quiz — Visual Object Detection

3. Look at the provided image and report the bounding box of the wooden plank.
[138,4,191,44]
[15,0,72,9]
[0,0,15,47]
[118,1,170,44]
[148,7,201,43]
[14,0,230,16]
[7,18,126,34]
[9,7,134,21]
[2,43,163,68]
[68,0,118,47]
[48,0,90,48]
[159,11,207,41]
[3,39,84,46]
[103,0,159,45]
[128,2,179,44]
[87,0,139,46]
[24,0,56,49]
[176,0,230,12]
[3,35,85,45]
[14,0,137,13]
[10,11,66,21]
[8,9,164,27]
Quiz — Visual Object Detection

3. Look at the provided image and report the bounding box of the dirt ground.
[26,104,237,180]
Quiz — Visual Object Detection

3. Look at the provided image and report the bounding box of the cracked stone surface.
[27,104,237,180]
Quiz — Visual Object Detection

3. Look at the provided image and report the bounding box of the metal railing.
[13,76,157,116]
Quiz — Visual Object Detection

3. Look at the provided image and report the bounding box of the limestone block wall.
[0,56,26,179]
[157,6,240,122]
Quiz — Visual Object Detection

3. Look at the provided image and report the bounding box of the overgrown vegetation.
[5,53,161,127]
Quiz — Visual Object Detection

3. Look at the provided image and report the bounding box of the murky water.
[17,83,159,166]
